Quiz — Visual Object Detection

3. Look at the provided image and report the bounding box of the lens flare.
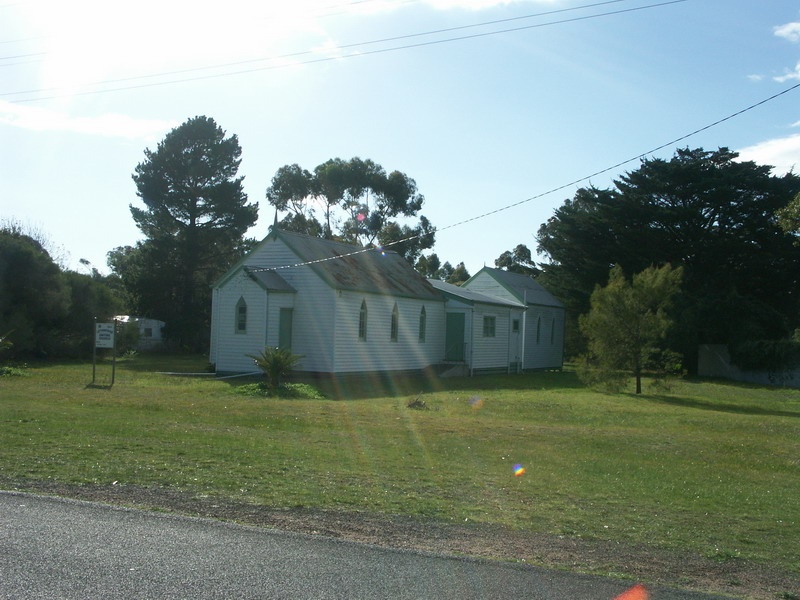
[614,584,648,600]
[513,464,526,477]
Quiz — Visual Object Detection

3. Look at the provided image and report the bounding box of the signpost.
[92,319,116,386]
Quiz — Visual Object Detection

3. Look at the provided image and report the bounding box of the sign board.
[95,323,115,349]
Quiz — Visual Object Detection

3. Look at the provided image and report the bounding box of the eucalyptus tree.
[266,157,434,263]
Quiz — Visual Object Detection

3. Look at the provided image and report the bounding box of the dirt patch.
[3,480,797,600]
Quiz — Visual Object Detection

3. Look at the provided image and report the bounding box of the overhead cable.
[4,0,687,103]
[248,81,800,273]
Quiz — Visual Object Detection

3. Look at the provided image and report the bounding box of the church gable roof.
[261,229,442,300]
[427,278,524,308]
[467,267,564,308]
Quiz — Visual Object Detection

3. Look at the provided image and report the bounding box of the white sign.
[95,323,115,349]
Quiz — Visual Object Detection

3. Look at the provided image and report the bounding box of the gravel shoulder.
[3,479,797,600]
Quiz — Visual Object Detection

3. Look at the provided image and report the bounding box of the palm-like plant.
[0,331,12,354]
[248,347,303,390]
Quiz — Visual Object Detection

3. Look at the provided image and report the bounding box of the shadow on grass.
[112,354,212,374]
[640,393,800,418]
[286,369,582,401]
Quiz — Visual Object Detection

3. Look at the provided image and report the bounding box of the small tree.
[248,347,304,390]
[579,264,683,394]
[777,190,800,242]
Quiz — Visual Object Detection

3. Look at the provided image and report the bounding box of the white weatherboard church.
[209,229,564,376]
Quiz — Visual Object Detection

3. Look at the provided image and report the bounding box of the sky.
[2,0,800,277]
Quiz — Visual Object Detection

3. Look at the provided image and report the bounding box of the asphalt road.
[0,492,728,600]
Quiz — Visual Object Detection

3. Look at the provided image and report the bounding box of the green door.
[445,313,465,361]
[278,308,293,350]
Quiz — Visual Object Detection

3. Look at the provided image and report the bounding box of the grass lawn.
[1,355,798,575]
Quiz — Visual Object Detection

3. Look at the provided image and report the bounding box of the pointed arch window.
[235,297,247,334]
[536,316,542,344]
[358,300,368,341]
[390,303,399,342]
[418,306,427,343]
[551,317,556,345]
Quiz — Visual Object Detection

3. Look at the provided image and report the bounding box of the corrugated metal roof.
[427,278,525,308]
[273,230,442,300]
[468,267,564,308]
[244,267,296,292]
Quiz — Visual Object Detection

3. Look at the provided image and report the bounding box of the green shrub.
[233,382,324,399]
[0,364,28,378]
[248,347,304,389]
[575,354,628,393]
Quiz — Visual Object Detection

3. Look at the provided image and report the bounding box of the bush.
[729,339,800,373]
[0,364,28,378]
[233,382,324,399]
[575,355,628,393]
[248,347,304,390]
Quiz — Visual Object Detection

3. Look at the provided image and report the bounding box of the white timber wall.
[241,239,336,373]
[463,272,564,370]
[471,305,514,371]
[210,271,268,373]
[523,305,564,370]
[333,291,446,373]
[463,272,517,302]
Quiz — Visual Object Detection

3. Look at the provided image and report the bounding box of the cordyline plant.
[248,347,304,390]
[0,331,12,354]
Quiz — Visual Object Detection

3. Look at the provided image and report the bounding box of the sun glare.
[16,0,348,93]
[10,0,550,96]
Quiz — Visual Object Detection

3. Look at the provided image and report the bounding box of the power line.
[4,0,687,103]
[248,81,800,273]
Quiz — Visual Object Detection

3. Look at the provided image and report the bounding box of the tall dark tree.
[127,116,258,349]
[537,147,800,368]
[266,157,433,260]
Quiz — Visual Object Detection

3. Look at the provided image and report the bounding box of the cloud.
[0,102,177,140]
[774,61,800,83]
[737,133,800,175]
[775,21,800,43]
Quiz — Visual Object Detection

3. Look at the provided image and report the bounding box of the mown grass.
[1,355,798,573]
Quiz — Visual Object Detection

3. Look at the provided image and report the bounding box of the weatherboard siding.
[463,271,564,371]
[523,306,564,370]
[463,271,518,303]
[333,291,445,373]
[243,238,336,372]
[470,306,514,371]
[211,271,269,373]
[212,233,560,376]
